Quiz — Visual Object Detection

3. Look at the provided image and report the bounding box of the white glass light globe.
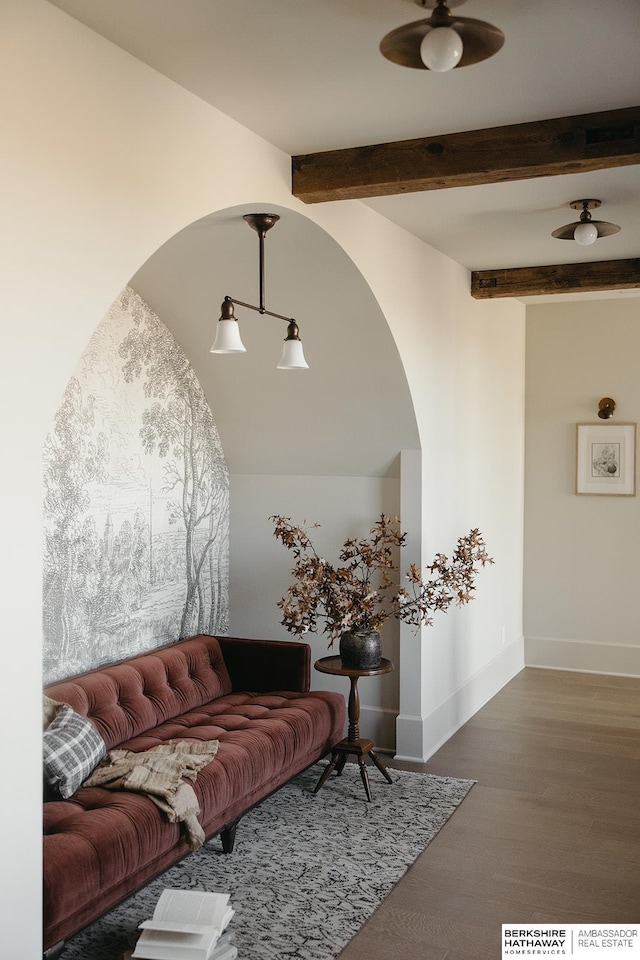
[277,338,308,370]
[210,319,246,353]
[420,27,463,72]
[573,222,598,246]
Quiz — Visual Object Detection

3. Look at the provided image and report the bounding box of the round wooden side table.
[313,655,394,802]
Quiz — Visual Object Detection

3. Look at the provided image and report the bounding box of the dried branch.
[270,515,493,647]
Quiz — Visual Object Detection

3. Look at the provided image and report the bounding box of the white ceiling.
[48,0,640,295]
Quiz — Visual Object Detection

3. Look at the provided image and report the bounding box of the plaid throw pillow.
[43,704,106,799]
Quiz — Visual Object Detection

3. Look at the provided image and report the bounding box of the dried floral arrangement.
[270,514,493,646]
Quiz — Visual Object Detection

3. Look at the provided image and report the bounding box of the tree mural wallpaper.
[43,286,229,682]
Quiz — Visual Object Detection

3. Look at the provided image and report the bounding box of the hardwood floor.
[338,667,640,960]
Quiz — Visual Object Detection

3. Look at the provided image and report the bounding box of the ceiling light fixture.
[551,200,621,247]
[210,213,308,370]
[380,0,504,72]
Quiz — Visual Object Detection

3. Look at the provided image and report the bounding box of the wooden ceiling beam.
[471,259,640,299]
[292,106,640,203]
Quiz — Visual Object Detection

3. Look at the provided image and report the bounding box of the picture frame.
[576,422,636,496]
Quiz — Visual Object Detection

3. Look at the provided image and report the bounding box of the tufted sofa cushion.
[44,635,233,749]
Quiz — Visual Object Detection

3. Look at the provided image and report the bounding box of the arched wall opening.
[43,203,422,747]
[131,203,422,749]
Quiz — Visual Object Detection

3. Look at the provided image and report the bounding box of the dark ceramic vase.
[339,629,382,670]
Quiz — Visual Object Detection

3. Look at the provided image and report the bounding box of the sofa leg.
[44,941,65,960]
[220,822,238,853]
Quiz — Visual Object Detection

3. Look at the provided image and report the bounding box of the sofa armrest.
[217,637,310,693]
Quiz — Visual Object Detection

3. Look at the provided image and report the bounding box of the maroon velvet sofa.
[43,634,345,957]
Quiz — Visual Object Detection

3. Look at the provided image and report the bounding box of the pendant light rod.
[243,213,280,313]
[222,295,294,325]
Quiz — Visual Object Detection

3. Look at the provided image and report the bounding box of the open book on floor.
[131,889,236,960]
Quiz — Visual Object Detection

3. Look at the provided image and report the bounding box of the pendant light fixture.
[210,213,309,370]
[380,0,504,72]
[551,200,621,247]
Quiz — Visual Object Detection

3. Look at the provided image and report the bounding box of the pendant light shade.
[552,199,621,246]
[380,0,504,72]
[210,319,247,353]
[277,321,309,370]
[210,300,247,353]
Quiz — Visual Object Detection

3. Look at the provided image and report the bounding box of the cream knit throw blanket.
[84,739,219,851]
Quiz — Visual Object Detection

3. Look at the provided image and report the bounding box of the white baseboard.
[525,635,640,678]
[358,705,398,753]
[394,638,525,763]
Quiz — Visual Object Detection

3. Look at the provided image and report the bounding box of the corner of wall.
[395,637,524,762]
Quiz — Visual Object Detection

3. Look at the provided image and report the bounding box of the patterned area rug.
[62,763,474,960]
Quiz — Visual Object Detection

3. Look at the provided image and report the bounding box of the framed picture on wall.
[576,422,637,496]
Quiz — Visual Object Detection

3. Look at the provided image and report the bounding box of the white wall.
[0,3,524,955]
[229,474,402,749]
[1,5,295,955]
[525,296,640,676]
